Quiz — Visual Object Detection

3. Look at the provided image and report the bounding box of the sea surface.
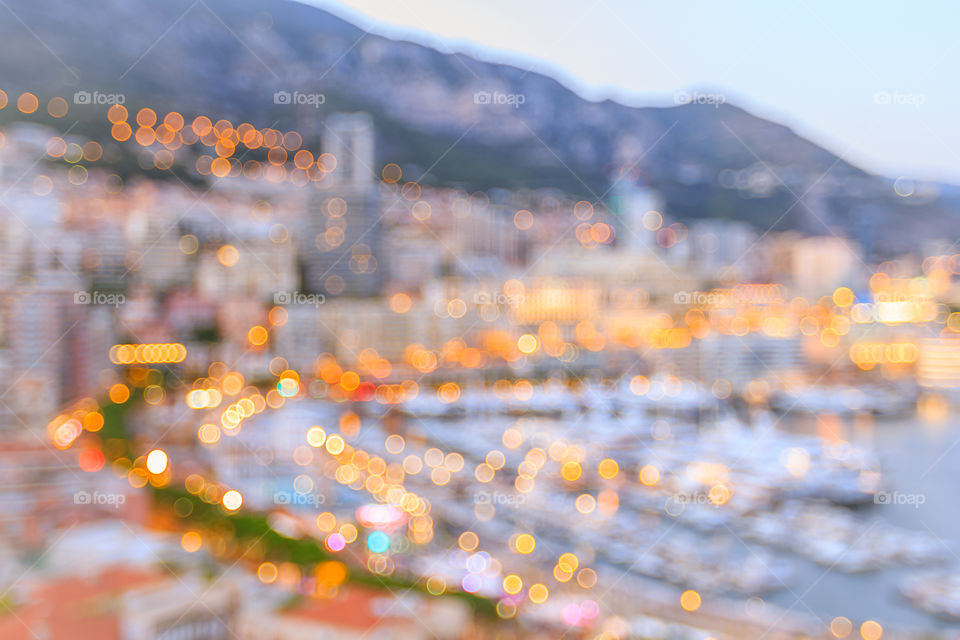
[764,411,960,631]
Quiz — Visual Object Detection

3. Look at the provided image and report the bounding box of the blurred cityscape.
[1,2,960,640]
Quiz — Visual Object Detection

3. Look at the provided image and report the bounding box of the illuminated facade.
[917,338,960,388]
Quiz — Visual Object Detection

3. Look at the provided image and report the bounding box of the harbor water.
[765,411,960,631]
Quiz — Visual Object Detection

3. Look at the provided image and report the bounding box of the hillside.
[0,0,955,254]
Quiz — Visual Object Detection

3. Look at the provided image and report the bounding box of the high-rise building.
[606,172,661,251]
[688,219,759,280]
[791,236,862,296]
[0,174,91,430]
[5,259,81,429]
[303,113,383,298]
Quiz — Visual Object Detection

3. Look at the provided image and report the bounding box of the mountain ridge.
[0,0,955,255]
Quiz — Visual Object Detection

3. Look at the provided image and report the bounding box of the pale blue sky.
[304,0,958,184]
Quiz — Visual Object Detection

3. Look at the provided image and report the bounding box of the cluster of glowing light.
[16,92,39,113]
[458,531,479,552]
[561,460,582,482]
[860,620,883,640]
[649,327,693,349]
[247,325,269,346]
[277,377,300,397]
[257,562,279,584]
[222,490,243,511]
[850,342,918,368]
[357,348,393,379]
[830,616,853,638]
[109,383,131,404]
[629,375,651,395]
[49,416,83,449]
[832,287,855,307]
[437,382,461,403]
[325,532,347,552]
[680,589,702,612]
[297,426,434,546]
[198,423,221,444]
[528,583,549,604]
[145,449,169,474]
[103,104,342,183]
[181,531,202,553]
[76,448,104,472]
[561,600,600,626]
[514,209,534,230]
[574,493,597,514]
[517,334,538,354]
[512,533,536,554]
[502,574,523,595]
[577,568,598,588]
[366,531,390,553]
[425,576,446,596]
[640,466,664,489]
[575,221,614,248]
[389,292,413,313]
[217,392,268,432]
[185,388,223,409]
[356,504,405,529]
[110,343,186,364]
[306,426,327,447]
[597,458,619,479]
[316,561,349,587]
[707,482,731,505]
[554,552,580,582]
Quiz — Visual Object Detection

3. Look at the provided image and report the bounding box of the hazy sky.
[305,0,958,184]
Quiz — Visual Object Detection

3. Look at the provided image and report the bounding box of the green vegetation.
[97,386,497,618]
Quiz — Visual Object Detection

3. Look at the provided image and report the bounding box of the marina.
[215,382,960,635]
